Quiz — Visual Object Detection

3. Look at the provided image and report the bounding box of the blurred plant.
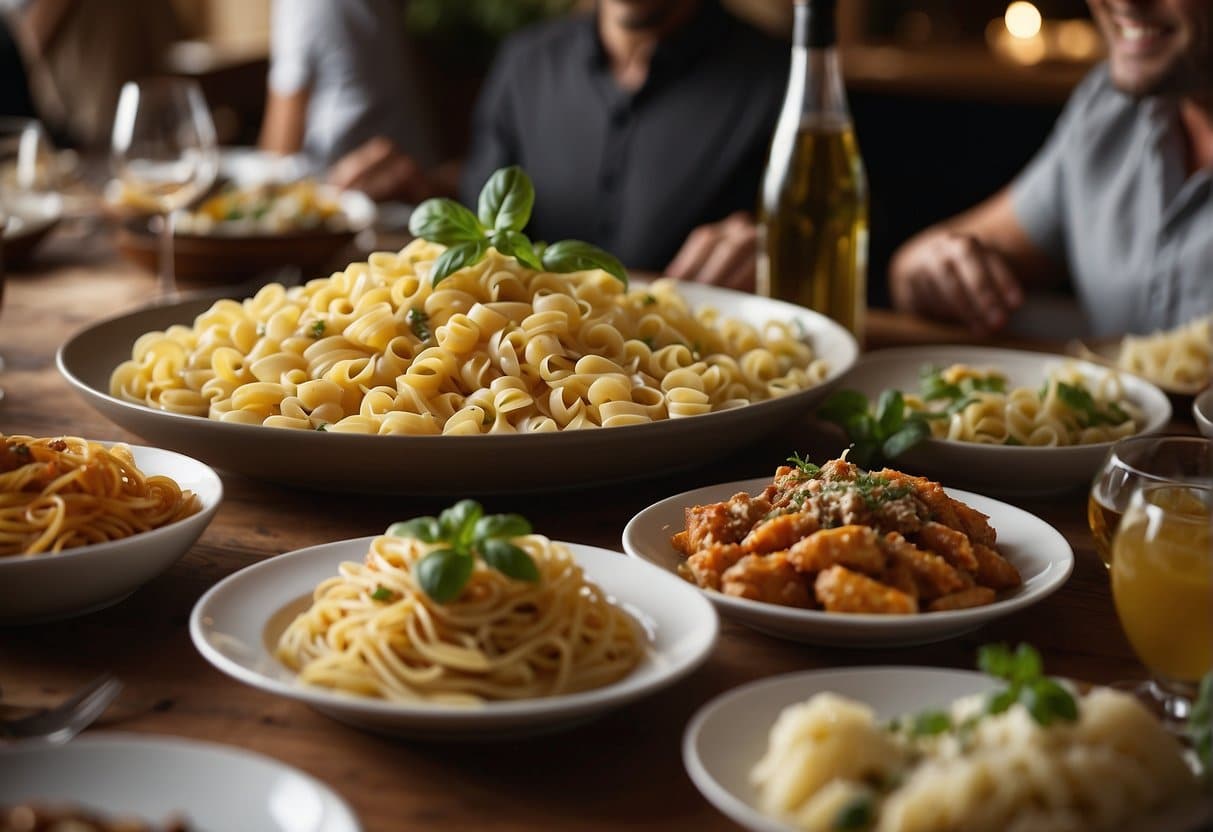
[406,0,578,66]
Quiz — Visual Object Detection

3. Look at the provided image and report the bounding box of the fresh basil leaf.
[945,396,977,416]
[480,538,540,582]
[911,710,952,736]
[490,230,542,270]
[386,517,441,543]
[849,439,881,469]
[431,239,489,285]
[967,375,1006,393]
[817,390,869,425]
[1012,643,1044,683]
[832,795,873,830]
[408,198,484,245]
[541,239,628,286]
[1025,678,1078,725]
[438,500,484,550]
[473,513,532,542]
[921,370,963,401]
[370,586,394,602]
[882,418,929,459]
[876,389,906,435]
[978,643,1016,679]
[985,686,1018,716]
[845,412,876,442]
[478,165,535,232]
[416,548,475,603]
[406,306,431,341]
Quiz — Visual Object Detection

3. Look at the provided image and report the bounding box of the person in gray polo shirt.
[889,0,1212,338]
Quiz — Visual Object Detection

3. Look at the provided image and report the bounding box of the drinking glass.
[1088,435,1213,567]
[110,79,218,298]
[1110,482,1212,724]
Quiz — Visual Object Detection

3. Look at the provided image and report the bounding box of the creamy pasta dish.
[1116,314,1212,393]
[752,671,1201,831]
[110,239,828,434]
[907,363,1141,447]
[173,179,347,236]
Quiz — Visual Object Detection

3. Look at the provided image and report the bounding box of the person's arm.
[889,188,1060,333]
[665,212,758,290]
[258,88,308,156]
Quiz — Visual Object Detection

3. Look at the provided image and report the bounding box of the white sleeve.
[268,0,321,95]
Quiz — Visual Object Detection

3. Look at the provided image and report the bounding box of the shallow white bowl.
[837,345,1172,495]
[0,443,222,624]
[683,667,1212,832]
[190,538,718,740]
[622,477,1073,647]
[57,282,858,494]
[0,732,360,832]
[1194,388,1213,438]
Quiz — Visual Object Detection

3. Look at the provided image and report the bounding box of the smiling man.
[889,0,1213,337]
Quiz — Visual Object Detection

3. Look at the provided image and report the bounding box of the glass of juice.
[1111,482,1212,723]
[1089,435,1213,567]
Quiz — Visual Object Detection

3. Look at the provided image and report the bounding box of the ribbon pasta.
[275,533,643,703]
[110,240,829,435]
[0,434,201,557]
[1117,314,1212,392]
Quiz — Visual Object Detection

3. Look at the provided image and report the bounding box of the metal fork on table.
[0,675,123,744]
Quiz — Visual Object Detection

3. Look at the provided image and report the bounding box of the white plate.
[0,443,222,624]
[57,282,858,494]
[683,667,1212,832]
[837,346,1172,495]
[0,732,360,832]
[1194,387,1213,438]
[622,477,1073,647]
[190,538,718,740]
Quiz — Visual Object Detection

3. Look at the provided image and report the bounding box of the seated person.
[889,0,1212,337]
[332,0,789,289]
[259,0,439,189]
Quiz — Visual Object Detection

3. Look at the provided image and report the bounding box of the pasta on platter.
[0,434,201,557]
[752,682,1201,831]
[1116,314,1212,392]
[276,525,643,704]
[110,240,828,435]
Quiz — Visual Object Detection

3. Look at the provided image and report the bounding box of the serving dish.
[1,191,62,267]
[622,476,1073,647]
[1195,387,1213,438]
[837,345,1171,495]
[57,282,858,494]
[0,732,360,832]
[0,443,222,624]
[683,667,1212,832]
[190,537,717,740]
[1071,336,1210,399]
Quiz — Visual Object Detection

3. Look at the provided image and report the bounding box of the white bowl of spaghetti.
[189,526,718,739]
[0,435,222,624]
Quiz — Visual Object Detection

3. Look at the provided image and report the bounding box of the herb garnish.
[642,293,657,306]
[1054,381,1130,427]
[910,710,952,737]
[407,307,431,341]
[816,389,932,469]
[387,500,538,603]
[787,452,821,477]
[309,320,326,338]
[1188,671,1212,778]
[978,643,1078,726]
[408,166,628,287]
[832,795,873,830]
[370,586,394,602]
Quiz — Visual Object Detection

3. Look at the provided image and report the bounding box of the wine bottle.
[758,0,868,338]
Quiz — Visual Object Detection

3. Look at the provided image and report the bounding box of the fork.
[0,675,123,744]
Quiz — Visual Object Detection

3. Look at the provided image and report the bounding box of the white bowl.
[622,477,1073,647]
[57,282,858,494]
[1194,387,1213,438]
[837,346,1172,495]
[0,732,360,832]
[190,538,718,740]
[0,443,222,624]
[683,667,1213,832]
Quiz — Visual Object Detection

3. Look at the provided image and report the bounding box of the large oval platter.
[57,282,857,494]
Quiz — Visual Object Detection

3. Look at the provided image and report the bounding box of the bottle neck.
[789,0,849,124]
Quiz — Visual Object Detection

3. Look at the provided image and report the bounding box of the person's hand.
[328,137,430,203]
[665,211,757,291]
[891,231,1024,334]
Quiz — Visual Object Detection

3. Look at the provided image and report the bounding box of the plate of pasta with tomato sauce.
[621,456,1073,646]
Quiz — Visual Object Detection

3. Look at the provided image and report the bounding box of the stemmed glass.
[1088,435,1213,567]
[110,79,218,299]
[1110,480,1212,725]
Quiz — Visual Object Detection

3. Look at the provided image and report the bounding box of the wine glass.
[1110,481,1212,725]
[1088,435,1213,567]
[110,79,218,299]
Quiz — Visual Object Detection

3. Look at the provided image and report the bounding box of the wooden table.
[0,233,1180,831]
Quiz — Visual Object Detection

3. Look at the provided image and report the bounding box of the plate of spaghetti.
[621,457,1073,647]
[0,434,222,624]
[189,501,717,739]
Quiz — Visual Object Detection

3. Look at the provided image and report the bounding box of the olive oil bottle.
[758,0,868,337]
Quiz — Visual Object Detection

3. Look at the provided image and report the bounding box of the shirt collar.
[579,0,731,82]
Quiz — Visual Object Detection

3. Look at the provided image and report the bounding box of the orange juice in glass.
[1112,483,1212,715]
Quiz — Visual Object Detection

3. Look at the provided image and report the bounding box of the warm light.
[1005,2,1043,39]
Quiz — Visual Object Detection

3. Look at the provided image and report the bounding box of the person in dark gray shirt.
[889,0,1212,337]
[460,0,788,287]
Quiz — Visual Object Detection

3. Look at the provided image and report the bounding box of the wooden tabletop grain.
[0,231,1189,831]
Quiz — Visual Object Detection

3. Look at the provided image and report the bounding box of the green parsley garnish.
[911,710,952,737]
[408,166,627,286]
[978,643,1078,726]
[787,452,821,477]
[315,423,328,432]
[642,293,657,306]
[1054,381,1131,427]
[370,586,394,602]
[833,795,874,830]
[816,388,932,469]
[386,501,538,603]
[309,320,326,338]
[407,307,431,341]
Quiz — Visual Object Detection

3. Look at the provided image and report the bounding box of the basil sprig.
[816,389,932,469]
[408,166,628,287]
[978,643,1078,726]
[386,500,538,603]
